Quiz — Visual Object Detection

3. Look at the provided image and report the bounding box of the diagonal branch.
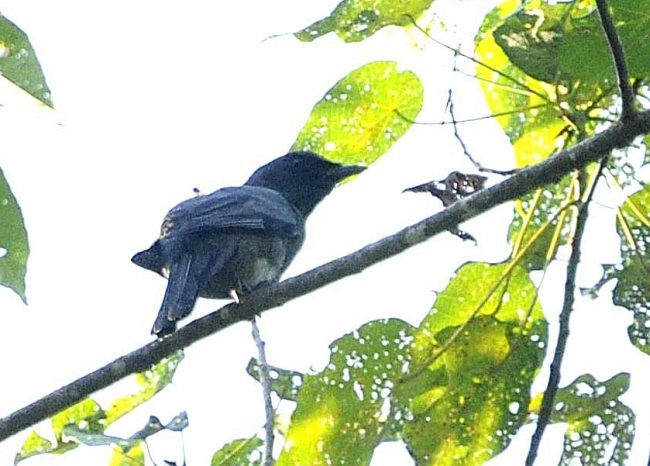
[595,0,636,120]
[0,111,649,443]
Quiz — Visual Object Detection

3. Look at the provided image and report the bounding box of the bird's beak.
[334,164,367,181]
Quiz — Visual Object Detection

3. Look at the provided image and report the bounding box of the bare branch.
[524,163,605,465]
[595,0,636,120]
[251,318,275,466]
[0,110,649,443]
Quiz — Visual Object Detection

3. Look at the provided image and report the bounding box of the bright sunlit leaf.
[405,262,548,465]
[15,352,184,463]
[294,0,435,42]
[291,61,423,166]
[276,318,416,466]
[211,436,263,466]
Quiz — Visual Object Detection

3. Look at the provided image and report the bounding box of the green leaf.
[550,373,634,465]
[15,352,184,463]
[211,437,263,466]
[585,186,650,354]
[405,262,548,465]
[109,443,145,466]
[0,167,28,303]
[0,14,52,106]
[507,178,575,271]
[492,0,650,85]
[294,0,435,43]
[51,398,106,441]
[105,350,184,424]
[291,61,423,166]
[246,358,303,402]
[615,186,650,354]
[277,318,416,466]
[14,431,54,465]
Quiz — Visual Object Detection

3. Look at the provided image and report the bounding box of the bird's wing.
[161,186,304,239]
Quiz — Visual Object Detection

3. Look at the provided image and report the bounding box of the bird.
[132,151,366,337]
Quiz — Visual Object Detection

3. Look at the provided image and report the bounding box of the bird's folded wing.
[161,186,304,238]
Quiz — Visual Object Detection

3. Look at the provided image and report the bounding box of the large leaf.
[0,14,52,106]
[404,262,548,465]
[294,0,435,43]
[291,61,423,166]
[0,168,28,303]
[475,1,613,272]
[276,318,416,466]
[493,0,650,85]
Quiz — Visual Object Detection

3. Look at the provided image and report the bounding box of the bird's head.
[245,151,366,217]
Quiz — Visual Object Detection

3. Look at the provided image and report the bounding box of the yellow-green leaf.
[291,61,423,166]
[294,0,435,43]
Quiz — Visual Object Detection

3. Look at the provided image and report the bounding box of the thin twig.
[395,104,548,127]
[405,15,552,104]
[251,318,275,466]
[595,0,636,120]
[446,89,517,175]
[524,163,605,466]
[0,110,648,442]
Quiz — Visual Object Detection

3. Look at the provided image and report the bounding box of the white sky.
[0,1,648,465]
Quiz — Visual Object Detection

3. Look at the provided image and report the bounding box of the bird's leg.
[229,288,241,304]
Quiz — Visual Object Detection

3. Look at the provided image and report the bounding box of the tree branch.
[1,111,649,443]
[525,164,604,466]
[595,0,636,120]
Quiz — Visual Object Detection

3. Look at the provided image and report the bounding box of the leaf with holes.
[548,373,634,465]
[404,262,548,465]
[276,318,416,466]
[246,358,303,402]
[294,0,435,43]
[291,61,423,166]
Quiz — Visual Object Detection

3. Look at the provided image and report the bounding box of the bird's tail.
[151,254,202,337]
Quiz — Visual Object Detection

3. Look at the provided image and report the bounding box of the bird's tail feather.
[151,254,201,336]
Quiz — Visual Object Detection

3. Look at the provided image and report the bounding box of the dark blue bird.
[132,151,365,336]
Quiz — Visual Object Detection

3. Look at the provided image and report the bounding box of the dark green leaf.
[0,14,52,106]
[291,61,423,166]
[294,0,435,43]
[492,0,650,85]
[277,319,416,466]
[211,437,263,466]
[0,167,28,303]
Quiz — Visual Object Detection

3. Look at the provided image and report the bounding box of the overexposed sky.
[0,1,648,465]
